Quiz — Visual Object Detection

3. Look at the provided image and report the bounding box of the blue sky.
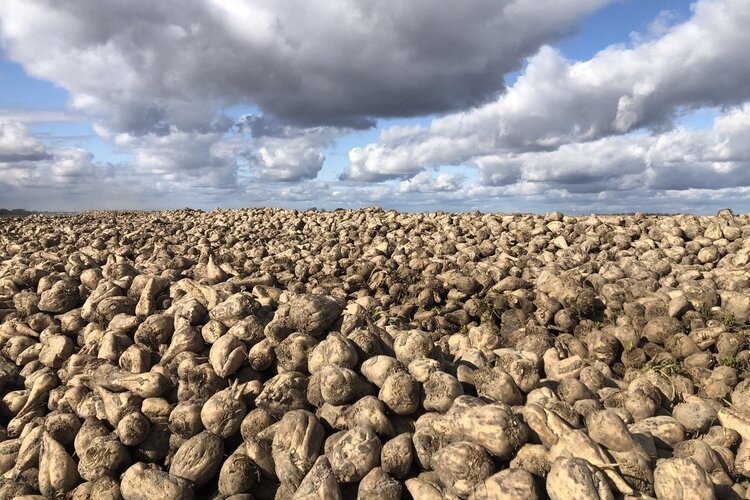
[0,0,748,213]
[556,0,691,59]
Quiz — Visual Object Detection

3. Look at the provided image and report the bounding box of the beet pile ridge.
[0,207,749,499]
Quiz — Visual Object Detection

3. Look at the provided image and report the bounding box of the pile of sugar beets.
[0,207,749,500]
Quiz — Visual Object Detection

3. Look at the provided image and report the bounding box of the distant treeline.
[0,208,34,217]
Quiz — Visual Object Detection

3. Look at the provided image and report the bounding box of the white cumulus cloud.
[345,0,750,187]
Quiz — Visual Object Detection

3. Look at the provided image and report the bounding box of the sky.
[0,0,749,214]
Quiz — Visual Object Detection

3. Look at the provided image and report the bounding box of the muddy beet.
[0,207,748,499]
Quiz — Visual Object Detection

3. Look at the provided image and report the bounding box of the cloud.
[398,171,465,193]
[0,109,83,124]
[2,0,748,214]
[0,120,241,210]
[252,143,324,182]
[471,104,750,195]
[344,0,750,181]
[0,121,104,198]
[2,117,747,214]
[236,115,296,139]
[0,121,98,181]
[50,148,97,178]
[238,173,750,214]
[234,118,342,181]
[0,0,612,187]
[0,121,50,162]
[0,0,613,130]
